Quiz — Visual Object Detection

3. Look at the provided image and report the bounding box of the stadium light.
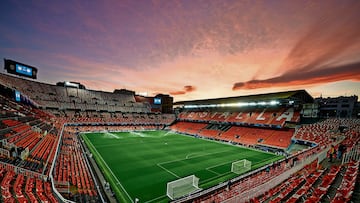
[183,100,280,109]
[184,105,197,109]
[64,81,79,88]
[270,100,279,105]
[236,102,247,107]
[249,102,256,106]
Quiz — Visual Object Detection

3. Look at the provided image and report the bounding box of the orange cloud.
[169,91,186,95]
[184,85,196,92]
[169,85,197,95]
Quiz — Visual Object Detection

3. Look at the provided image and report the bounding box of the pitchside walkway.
[79,136,117,203]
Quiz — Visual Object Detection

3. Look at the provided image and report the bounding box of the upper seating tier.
[0,73,150,113]
[178,107,300,127]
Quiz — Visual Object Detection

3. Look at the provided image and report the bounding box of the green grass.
[82,131,283,203]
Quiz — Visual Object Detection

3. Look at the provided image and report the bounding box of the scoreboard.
[154,98,162,105]
[4,59,38,79]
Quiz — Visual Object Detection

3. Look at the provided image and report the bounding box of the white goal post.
[166,175,201,200]
[231,159,252,174]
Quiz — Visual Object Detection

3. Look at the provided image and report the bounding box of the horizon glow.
[0,0,359,102]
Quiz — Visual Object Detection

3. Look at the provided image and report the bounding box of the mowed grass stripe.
[84,131,283,203]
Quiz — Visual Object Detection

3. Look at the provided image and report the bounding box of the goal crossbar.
[166,175,201,200]
[231,159,252,175]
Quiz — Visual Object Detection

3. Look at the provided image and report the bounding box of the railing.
[0,160,47,180]
[342,143,360,164]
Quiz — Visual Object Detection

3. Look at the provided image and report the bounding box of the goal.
[166,175,201,200]
[231,159,252,174]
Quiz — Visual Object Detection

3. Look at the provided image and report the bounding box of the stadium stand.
[178,107,300,128]
[173,91,309,157]
[1,71,359,203]
[332,161,358,203]
[170,121,208,135]
[294,119,339,147]
[51,111,175,125]
[170,120,294,150]
[0,166,58,203]
[53,130,98,201]
[0,72,150,113]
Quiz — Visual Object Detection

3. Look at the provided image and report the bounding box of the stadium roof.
[174,90,314,105]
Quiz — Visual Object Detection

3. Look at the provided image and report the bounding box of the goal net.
[166,175,201,200]
[231,159,252,174]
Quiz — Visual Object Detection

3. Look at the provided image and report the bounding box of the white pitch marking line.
[144,195,167,203]
[104,132,119,139]
[157,163,180,178]
[86,136,134,203]
[158,149,233,165]
[206,168,221,175]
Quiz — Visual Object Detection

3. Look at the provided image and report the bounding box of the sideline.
[85,135,134,203]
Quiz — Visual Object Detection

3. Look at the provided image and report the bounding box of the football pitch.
[82,130,283,203]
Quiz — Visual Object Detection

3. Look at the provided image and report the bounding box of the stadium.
[0,58,359,203]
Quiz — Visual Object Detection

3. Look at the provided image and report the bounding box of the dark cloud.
[184,85,196,92]
[170,85,197,95]
[233,62,360,90]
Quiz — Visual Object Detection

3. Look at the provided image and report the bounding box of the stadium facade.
[315,95,359,118]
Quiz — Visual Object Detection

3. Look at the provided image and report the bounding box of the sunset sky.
[1,0,360,101]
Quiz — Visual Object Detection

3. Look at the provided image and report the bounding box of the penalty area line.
[206,168,221,175]
[158,149,233,165]
[205,159,239,176]
[157,163,180,178]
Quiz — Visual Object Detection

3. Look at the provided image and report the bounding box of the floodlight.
[258,101,266,105]
[249,102,256,106]
[270,100,279,105]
